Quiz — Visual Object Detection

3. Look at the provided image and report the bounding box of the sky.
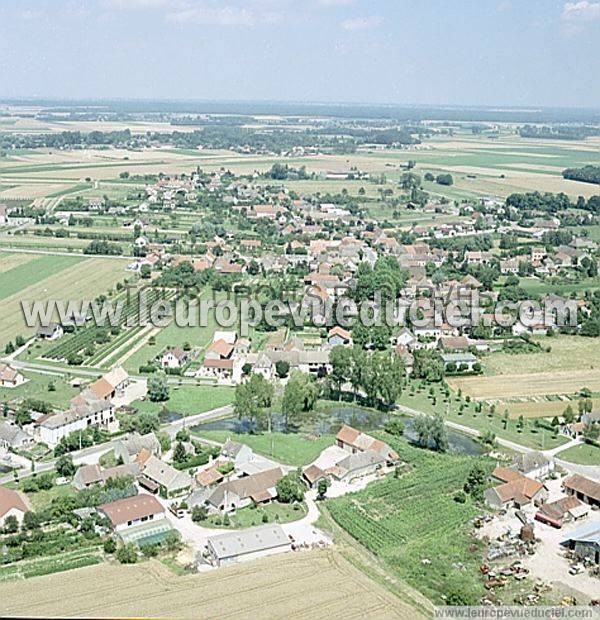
[0,0,599,108]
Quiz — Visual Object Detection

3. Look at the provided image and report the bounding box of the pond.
[192,406,484,456]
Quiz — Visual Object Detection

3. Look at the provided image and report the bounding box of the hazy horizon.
[1,0,599,108]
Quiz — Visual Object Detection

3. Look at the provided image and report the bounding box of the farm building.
[327,326,352,347]
[0,363,26,388]
[563,474,600,508]
[205,524,291,567]
[485,467,547,509]
[99,494,165,533]
[0,485,29,528]
[160,347,189,369]
[331,450,386,482]
[138,455,193,497]
[220,440,253,466]
[302,464,329,489]
[336,425,399,464]
[0,421,33,452]
[560,522,600,564]
[206,467,284,514]
[512,452,554,480]
[440,352,477,371]
[73,463,140,491]
[535,496,588,528]
[88,367,130,401]
[37,322,63,341]
[35,393,117,446]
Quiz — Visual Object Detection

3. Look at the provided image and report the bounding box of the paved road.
[0,404,234,485]
[1,357,224,387]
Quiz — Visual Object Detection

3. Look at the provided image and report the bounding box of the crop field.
[447,369,600,401]
[0,551,422,619]
[0,252,38,274]
[482,336,599,376]
[502,398,600,420]
[1,129,597,203]
[327,435,491,605]
[0,255,129,347]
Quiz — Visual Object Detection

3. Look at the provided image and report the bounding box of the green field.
[326,434,491,605]
[0,372,80,409]
[398,382,569,450]
[0,254,83,300]
[194,429,335,466]
[0,255,128,347]
[132,384,234,417]
[558,442,600,466]
[482,335,599,376]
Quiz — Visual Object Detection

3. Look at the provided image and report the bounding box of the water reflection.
[192,406,483,456]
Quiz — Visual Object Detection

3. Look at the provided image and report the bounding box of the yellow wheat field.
[0,551,422,620]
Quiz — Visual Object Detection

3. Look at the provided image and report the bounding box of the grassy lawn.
[203,501,307,529]
[132,384,234,416]
[0,372,80,409]
[21,482,78,512]
[193,429,335,466]
[558,443,600,466]
[398,382,569,451]
[326,433,493,605]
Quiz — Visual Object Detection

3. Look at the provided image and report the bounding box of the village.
[0,105,599,613]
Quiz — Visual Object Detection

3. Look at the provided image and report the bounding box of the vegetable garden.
[326,434,493,605]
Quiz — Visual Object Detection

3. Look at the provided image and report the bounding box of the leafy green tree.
[191,506,208,522]
[281,372,320,430]
[276,470,306,503]
[56,454,76,478]
[384,418,405,436]
[3,515,18,534]
[233,374,274,429]
[173,441,187,464]
[148,373,169,402]
[329,345,352,397]
[275,360,290,378]
[463,463,487,500]
[413,413,448,452]
[116,543,138,564]
[103,538,117,554]
[317,478,329,500]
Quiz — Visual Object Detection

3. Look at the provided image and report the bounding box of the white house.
[99,494,165,533]
[161,347,189,369]
[36,392,117,447]
[0,486,29,528]
[0,364,26,388]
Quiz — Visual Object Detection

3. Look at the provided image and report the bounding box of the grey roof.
[561,521,600,546]
[37,322,61,336]
[207,524,289,560]
[336,450,385,474]
[119,432,160,457]
[221,440,244,459]
[513,451,551,475]
[207,467,283,508]
[141,455,192,491]
[0,422,29,447]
